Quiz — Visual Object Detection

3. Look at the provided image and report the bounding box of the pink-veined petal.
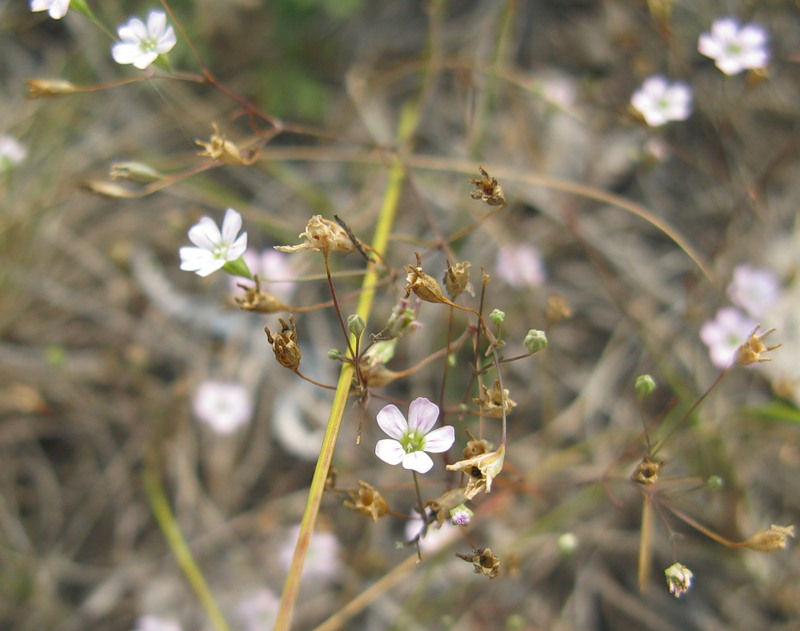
[407,397,439,434]
[376,404,407,439]
[423,425,455,453]
[375,439,405,465]
[402,451,433,474]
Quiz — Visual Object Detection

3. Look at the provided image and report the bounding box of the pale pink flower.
[727,264,780,319]
[192,380,253,434]
[236,589,280,631]
[279,525,340,583]
[631,76,693,127]
[0,135,26,172]
[132,616,183,631]
[698,17,769,76]
[700,307,756,368]
[230,250,297,302]
[496,244,546,288]
[375,398,455,474]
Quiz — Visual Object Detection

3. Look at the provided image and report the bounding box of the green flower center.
[401,431,425,453]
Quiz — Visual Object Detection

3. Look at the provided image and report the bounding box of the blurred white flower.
[112,10,177,70]
[30,0,70,19]
[496,244,546,288]
[698,17,769,76]
[192,380,253,434]
[630,76,693,127]
[727,264,780,319]
[700,307,756,368]
[236,589,280,631]
[179,208,248,277]
[0,135,26,172]
[375,398,455,474]
[132,616,183,631]
[279,524,340,583]
[231,250,297,302]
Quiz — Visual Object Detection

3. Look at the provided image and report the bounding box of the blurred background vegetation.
[2,1,800,630]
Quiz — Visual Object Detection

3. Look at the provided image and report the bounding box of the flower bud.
[557,532,579,556]
[489,309,505,325]
[110,161,163,184]
[25,78,79,99]
[524,329,547,354]
[635,374,656,399]
[347,314,366,338]
[328,348,343,361]
[450,504,474,526]
[706,475,724,491]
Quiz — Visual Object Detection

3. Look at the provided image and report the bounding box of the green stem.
[142,460,231,631]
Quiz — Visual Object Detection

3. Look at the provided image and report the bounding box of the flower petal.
[111,42,143,65]
[188,217,222,250]
[376,404,407,439]
[221,208,243,244]
[402,451,433,474]
[423,425,455,453]
[407,397,439,434]
[229,233,248,260]
[375,439,405,465]
[147,10,167,38]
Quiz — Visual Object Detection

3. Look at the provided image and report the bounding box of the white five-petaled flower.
[700,307,757,368]
[111,10,177,70]
[192,380,253,434]
[631,76,693,127]
[0,135,26,173]
[179,208,248,277]
[698,17,769,76]
[727,264,780,319]
[30,0,70,19]
[375,397,455,474]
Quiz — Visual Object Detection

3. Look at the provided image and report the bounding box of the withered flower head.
[236,276,289,313]
[739,524,795,552]
[462,431,492,459]
[443,260,474,300]
[545,294,573,323]
[664,562,693,598]
[446,444,505,499]
[631,455,662,485]
[343,481,389,522]
[468,166,506,207]
[264,315,302,370]
[275,215,356,257]
[425,487,470,527]
[26,78,79,99]
[473,380,516,419]
[404,253,450,305]
[735,326,780,366]
[456,547,501,578]
[195,123,256,165]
